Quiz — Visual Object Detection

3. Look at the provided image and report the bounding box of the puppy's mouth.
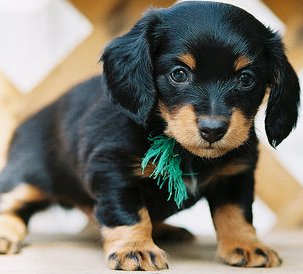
[166,123,249,158]
[193,141,230,157]
[205,146,216,150]
[159,103,252,158]
[169,134,230,158]
[202,143,216,150]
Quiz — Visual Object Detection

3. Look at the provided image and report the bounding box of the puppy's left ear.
[265,31,300,147]
[101,10,163,126]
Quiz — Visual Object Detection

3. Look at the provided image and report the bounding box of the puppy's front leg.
[93,186,168,271]
[206,172,282,267]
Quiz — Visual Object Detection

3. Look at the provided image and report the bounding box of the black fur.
[0,1,300,268]
[265,32,300,147]
[102,10,163,126]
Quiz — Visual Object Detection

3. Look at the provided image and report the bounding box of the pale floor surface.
[0,230,303,274]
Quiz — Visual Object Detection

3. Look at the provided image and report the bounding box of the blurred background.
[0,0,302,237]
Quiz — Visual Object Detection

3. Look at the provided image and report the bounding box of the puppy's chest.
[138,156,250,198]
[139,157,250,219]
[182,160,249,194]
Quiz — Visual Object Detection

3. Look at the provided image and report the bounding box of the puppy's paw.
[0,214,27,254]
[107,241,168,271]
[153,222,195,243]
[0,237,22,254]
[217,239,282,267]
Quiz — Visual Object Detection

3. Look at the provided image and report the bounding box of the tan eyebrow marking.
[234,55,252,71]
[178,53,196,70]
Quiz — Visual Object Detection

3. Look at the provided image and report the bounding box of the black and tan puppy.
[0,1,300,270]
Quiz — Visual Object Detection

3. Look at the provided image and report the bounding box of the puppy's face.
[154,8,268,158]
[102,2,300,158]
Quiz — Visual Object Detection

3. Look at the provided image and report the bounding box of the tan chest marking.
[216,163,249,177]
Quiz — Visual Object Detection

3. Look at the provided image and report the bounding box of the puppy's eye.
[238,72,255,89]
[170,68,188,83]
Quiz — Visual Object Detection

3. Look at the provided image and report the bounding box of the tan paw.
[107,242,168,271]
[217,239,282,267]
[0,214,27,255]
[0,237,22,254]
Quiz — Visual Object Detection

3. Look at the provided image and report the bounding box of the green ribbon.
[141,135,188,208]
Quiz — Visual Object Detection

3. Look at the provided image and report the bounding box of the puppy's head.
[102,1,300,158]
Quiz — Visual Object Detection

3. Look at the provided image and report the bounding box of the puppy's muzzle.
[198,118,228,143]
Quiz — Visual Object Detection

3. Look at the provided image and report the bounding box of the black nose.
[198,119,228,143]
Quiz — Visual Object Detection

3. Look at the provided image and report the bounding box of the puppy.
[0,1,300,271]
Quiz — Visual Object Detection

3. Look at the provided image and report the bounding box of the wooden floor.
[0,230,303,273]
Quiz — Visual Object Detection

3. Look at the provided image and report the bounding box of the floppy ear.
[265,31,300,147]
[101,10,163,126]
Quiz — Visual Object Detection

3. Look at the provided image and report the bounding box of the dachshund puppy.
[0,1,300,271]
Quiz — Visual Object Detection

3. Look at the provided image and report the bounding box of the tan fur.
[102,208,168,270]
[224,109,253,149]
[0,184,46,213]
[214,204,256,241]
[0,184,47,254]
[78,206,93,216]
[216,163,249,177]
[159,102,252,158]
[213,204,281,267]
[0,214,27,254]
[178,53,196,70]
[133,162,155,178]
[234,55,252,71]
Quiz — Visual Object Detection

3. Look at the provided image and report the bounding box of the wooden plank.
[0,0,175,165]
[255,146,303,228]
[263,0,303,70]
[255,0,303,228]
[13,0,175,121]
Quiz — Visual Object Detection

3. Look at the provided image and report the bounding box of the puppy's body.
[1,75,255,220]
[0,1,300,271]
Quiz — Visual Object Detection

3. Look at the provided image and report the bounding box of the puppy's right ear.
[101,10,163,126]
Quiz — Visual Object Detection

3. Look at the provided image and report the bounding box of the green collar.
[141,135,188,208]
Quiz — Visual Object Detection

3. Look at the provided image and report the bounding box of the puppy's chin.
[164,135,233,159]
[185,145,231,159]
